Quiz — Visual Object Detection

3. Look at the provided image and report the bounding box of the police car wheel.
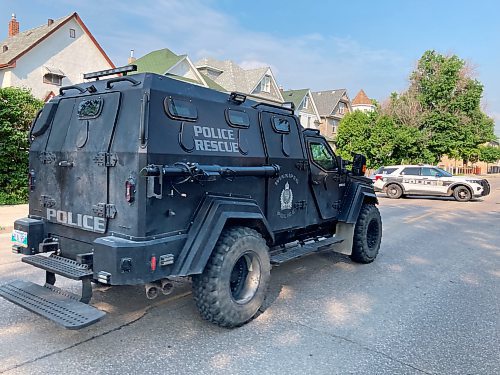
[192,226,271,328]
[386,184,402,199]
[453,186,472,202]
[350,204,382,264]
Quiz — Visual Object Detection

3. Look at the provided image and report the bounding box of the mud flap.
[331,222,354,255]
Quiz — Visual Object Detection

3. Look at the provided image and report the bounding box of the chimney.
[128,49,136,64]
[47,19,54,26]
[8,14,19,37]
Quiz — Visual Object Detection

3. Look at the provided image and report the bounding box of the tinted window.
[401,167,420,176]
[272,116,290,133]
[422,167,441,177]
[226,109,250,128]
[310,142,337,170]
[165,97,197,120]
[378,167,397,175]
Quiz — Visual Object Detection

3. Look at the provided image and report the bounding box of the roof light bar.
[84,65,137,80]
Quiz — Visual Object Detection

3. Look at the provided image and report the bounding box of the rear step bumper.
[0,280,105,329]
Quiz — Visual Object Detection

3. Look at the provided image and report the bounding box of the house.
[311,89,352,143]
[129,48,225,91]
[352,89,375,112]
[0,13,114,101]
[281,89,321,129]
[195,58,284,104]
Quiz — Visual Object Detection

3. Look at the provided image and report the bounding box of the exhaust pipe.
[160,279,174,295]
[145,283,159,299]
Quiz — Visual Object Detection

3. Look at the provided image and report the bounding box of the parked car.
[369,166,399,191]
[373,165,490,202]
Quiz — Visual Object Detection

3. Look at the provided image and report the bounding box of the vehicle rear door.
[39,92,121,234]
[305,135,341,219]
[259,111,307,231]
[400,166,422,193]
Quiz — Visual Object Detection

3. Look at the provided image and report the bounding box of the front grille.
[479,180,490,196]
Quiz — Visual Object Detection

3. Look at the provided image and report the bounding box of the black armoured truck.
[0,65,382,329]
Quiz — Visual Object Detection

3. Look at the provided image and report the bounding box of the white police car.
[373,165,490,202]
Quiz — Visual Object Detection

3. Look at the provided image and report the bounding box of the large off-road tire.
[350,204,382,264]
[386,183,403,199]
[453,185,472,202]
[192,226,271,328]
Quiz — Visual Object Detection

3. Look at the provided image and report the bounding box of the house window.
[69,28,76,38]
[260,75,271,93]
[303,95,309,109]
[43,73,63,86]
[338,102,346,115]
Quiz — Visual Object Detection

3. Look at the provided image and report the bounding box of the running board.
[270,236,344,265]
[0,280,105,329]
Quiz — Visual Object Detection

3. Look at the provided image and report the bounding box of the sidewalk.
[0,204,28,233]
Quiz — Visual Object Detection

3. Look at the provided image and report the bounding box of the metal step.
[270,236,344,265]
[22,254,93,280]
[0,280,105,329]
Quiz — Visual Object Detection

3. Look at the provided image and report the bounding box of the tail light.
[374,175,383,181]
[150,255,157,271]
[125,178,136,203]
[28,170,36,191]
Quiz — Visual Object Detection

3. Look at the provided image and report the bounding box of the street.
[0,178,499,375]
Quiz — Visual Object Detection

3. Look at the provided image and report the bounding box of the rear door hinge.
[39,195,56,208]
[92,203,117,218]
[293,200,307,210]
[93,152,117,167]
[39,151,56,164]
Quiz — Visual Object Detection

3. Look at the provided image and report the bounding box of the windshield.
[435,167,453,177]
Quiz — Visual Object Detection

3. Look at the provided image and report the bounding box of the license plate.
[11,229,28,247]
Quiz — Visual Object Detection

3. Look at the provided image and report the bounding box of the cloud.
[64,0,409,100]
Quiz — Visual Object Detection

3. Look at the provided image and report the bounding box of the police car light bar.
[84,65,137,80]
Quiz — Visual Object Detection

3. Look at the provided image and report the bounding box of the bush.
[0,87,43,204]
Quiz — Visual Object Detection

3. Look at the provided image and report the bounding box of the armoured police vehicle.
[0,65,382,329]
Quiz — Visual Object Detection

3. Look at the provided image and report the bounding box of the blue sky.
[1,0,499,135]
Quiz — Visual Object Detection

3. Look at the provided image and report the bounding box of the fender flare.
[446,182,472,196]
[383,181,405,193]
[338,183,378,224]
[171,195,273,276]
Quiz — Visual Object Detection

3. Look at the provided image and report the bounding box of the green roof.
[131,48,184,75]
[199,72,227,92]
[282,89,309,108]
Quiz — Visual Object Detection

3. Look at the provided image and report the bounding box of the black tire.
[386,184,402,199]
[350,204,382,264]
[453,186,472,202]
[192,226,271,328]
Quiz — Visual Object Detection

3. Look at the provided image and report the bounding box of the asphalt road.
[0,178,499,374]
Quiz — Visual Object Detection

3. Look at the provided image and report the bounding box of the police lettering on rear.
[46,209,105,233]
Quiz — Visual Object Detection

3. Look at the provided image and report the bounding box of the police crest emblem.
[280,182,293,210]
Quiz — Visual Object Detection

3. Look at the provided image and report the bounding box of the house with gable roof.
[195,57,284,104]
[129,48,225,91]
[281,89,321,129]
[312,89,352,142]
[0,13,114,101]
[352,89,375,113]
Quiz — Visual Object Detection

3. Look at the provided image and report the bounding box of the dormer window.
[338,102,346,115]
[43,66,66,86]
[260,75,271,93]
[69,28,76,38]
[303,95,309,109]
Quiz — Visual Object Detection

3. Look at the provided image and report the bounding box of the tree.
[478,145,500,164]
[409,50,495,162]
[336,110,375,166]
[0,87,43,204]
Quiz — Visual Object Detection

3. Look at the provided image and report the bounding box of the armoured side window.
[271,116,290,133]
[401,167,420,176]
[226,109,250,128]
[164,97,198,121]
[309,142,337,171]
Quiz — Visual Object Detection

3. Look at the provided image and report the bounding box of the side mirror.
[336,155,343,169]
[351,154,367,176]
[435,173,442,178]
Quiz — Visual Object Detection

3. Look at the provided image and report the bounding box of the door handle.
[58,160,74,167]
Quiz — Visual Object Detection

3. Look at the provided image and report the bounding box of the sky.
[1,0,499,136]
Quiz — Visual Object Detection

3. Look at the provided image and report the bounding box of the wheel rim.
[388,186,398,197]
[366,219,380,250]
[458,189,469,199]
[229,252,261,304]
